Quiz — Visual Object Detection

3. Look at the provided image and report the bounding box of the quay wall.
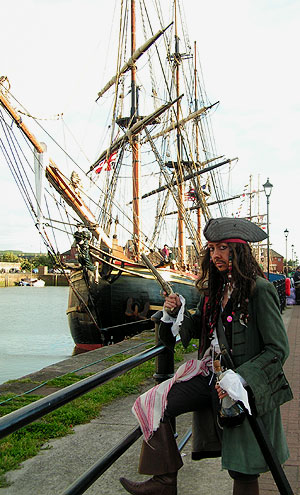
[0,273,69,287]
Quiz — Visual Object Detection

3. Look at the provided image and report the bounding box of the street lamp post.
[263,178,273,280]
[291,244,294,271]
[284,228,289,275]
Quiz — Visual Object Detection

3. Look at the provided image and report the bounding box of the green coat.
[169,276,293,474]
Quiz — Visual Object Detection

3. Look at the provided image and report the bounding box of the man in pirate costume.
[120,217,292,495]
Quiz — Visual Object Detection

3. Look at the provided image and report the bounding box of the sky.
[0,0,299,264]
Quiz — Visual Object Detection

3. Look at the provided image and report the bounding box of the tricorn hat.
[203,217,268,243]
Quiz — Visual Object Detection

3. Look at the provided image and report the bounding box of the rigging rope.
[0,0,231,258]
[140,0,159,109]
[0,95,154,253]
[0,111,38,221]
[144,127,201,257]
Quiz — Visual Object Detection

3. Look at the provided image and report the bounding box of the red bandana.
[221,238,248,244]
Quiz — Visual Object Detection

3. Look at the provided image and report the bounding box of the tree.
[32,254,55,269]
[0,252,19,262]
[20,259,32,272]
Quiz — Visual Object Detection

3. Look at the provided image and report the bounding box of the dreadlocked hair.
[196,242,265,331]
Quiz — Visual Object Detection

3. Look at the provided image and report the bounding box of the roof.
[270,248,284,258]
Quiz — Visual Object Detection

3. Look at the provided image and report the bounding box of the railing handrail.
[0,342,166,439]
[62,426,143,495]
[61,424,193,495]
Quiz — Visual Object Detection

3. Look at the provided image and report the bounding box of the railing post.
[152,318,176,432]
[153,320,174,384]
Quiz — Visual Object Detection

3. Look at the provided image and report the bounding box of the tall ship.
[0,0,239,353]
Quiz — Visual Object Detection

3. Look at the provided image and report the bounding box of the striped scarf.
[132,356,212,441]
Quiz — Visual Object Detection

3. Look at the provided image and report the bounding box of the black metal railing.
[63,425,143,495]
[0,324,179,495]
[0,341,168,439]
[62,425,192,495]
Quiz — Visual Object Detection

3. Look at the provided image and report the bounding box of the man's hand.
[163,292,182,314]
[215,383,228,400]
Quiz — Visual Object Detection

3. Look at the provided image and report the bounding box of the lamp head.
[263,178,273,198]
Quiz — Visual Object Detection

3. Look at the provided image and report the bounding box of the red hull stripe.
[75,343,104,351]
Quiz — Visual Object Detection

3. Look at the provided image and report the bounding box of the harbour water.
[0,286,74,385]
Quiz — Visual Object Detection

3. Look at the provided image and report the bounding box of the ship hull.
[67,267,200,353]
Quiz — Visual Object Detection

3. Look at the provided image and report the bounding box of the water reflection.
[0,286,74,384]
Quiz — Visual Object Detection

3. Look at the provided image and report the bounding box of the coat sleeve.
[179,295,205,348]
[235,281,293,416]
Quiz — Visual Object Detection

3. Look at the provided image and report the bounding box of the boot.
[119,420,183,494]
[138,420,183,475]
[120,473,177,495]
[233,478,259,495]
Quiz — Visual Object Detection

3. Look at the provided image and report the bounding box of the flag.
[184,188,197,202]
[95,151,117,174]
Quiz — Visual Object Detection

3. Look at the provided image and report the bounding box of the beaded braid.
[196,250,224,334]
[205,277,223,335]
[229,243,265,323]
[196,242,265,330]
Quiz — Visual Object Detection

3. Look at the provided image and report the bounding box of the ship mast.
[131,0,141,258]
[174,0,186,266]
[194,41,201,239]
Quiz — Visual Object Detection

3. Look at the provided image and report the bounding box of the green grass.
[46,373,92,388]
[5,378,40,385]
[0,340,197,486]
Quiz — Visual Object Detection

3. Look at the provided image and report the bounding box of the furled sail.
[142,102,219,143]
[96,23,172,101]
